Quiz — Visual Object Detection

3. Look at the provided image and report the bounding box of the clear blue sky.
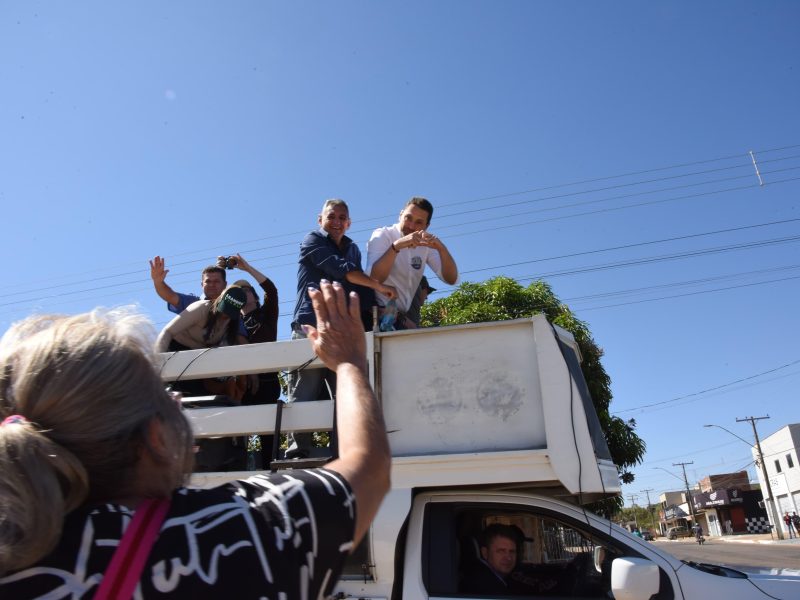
[2,1,799,506]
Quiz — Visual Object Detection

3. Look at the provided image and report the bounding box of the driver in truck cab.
[462,524,559,596]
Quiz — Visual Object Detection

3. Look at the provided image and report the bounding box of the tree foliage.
[616,505,659,532]
[421,276,645,514]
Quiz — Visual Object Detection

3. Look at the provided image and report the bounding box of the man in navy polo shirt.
[286,198,396,459]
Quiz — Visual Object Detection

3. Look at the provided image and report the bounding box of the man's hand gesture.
[305,280,366,373]
[149,256,169,283]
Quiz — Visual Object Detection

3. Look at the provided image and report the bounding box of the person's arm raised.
[149,256,181,307]
[304,280,391,545]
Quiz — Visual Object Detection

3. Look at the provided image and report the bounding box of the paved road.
[652,539,800,573]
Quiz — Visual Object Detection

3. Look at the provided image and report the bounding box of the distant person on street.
[693,523,704,543]
[366,197,458,329]
[784,512,796,538]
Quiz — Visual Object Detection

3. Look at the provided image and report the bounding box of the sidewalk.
[713,532,800,545]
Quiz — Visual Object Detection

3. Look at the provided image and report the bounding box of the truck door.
[403,495,676,599]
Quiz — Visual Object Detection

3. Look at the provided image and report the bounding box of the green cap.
[217,286,247,319]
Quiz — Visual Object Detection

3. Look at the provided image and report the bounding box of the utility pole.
[627,494,639,529]
[641,488,657,532]
[673,461,697,525]
[737,415,783,540]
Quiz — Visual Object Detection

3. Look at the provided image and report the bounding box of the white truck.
[161,315,800,599]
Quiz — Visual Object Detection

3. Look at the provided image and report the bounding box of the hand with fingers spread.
[149,255,181,307]
[305,280,366,372]
[149,256,169,283]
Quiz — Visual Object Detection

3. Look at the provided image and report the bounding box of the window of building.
[787,454,795,469]
[775,459,782,473]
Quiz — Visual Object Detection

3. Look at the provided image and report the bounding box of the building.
[692,471,768,535]
[658,490,693,536]
[751,423,800,537]
[657,471,770,537]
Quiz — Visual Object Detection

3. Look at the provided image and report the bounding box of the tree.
[617,505,658,532]
[421,276,645,514]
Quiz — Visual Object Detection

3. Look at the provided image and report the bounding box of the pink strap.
[94,498,171,600]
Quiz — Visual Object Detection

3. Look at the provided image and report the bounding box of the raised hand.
[234,253,251,271]
[149,256,169,283]
[304,280,366,372]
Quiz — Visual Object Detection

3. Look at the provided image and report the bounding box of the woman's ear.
[135,416,184,498]
[143,416,171,462]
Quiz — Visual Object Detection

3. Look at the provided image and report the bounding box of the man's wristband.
[391,242,400,253]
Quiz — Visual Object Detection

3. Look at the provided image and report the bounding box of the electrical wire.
[614,359,800,415]
[4,171,800,311]
[430,143,800,212]
[6,146,800,296]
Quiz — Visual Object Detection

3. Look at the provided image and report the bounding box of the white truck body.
[161,316,800,599]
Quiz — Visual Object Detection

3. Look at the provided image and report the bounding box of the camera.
[217,256,238,269]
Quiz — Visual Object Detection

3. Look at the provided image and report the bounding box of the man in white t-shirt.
[366,197,458,328]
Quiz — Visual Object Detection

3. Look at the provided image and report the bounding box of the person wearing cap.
[155,285,247,353]
[229,254,281,468]
[230,254,279,349]
[366,197,457,329]
[405,276,437,328]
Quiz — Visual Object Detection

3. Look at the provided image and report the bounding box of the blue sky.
[2,1,799,506]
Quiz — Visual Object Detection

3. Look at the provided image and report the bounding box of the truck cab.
[161,316,799,599]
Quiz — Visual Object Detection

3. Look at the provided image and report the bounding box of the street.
[652,539,800,573]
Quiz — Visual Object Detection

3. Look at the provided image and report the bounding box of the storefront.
[692,488,768,535]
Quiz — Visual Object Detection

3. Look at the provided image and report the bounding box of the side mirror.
[610,557,660,600]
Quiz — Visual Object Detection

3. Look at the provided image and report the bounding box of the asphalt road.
[652,539,800,573]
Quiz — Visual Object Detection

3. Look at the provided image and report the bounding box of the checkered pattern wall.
[745,516,772,533]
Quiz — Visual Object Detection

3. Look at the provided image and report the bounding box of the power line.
[439,171,800,244]
[458,216,800,276]
[458,233,800,284]
[436,153,800,221]
[7,145,800,294]
[431,143,800,211]
[5,170,800,306]
[562,264,800,303]
[614,359,800,414]
[4,226,800,312]
[576,272,800,313]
